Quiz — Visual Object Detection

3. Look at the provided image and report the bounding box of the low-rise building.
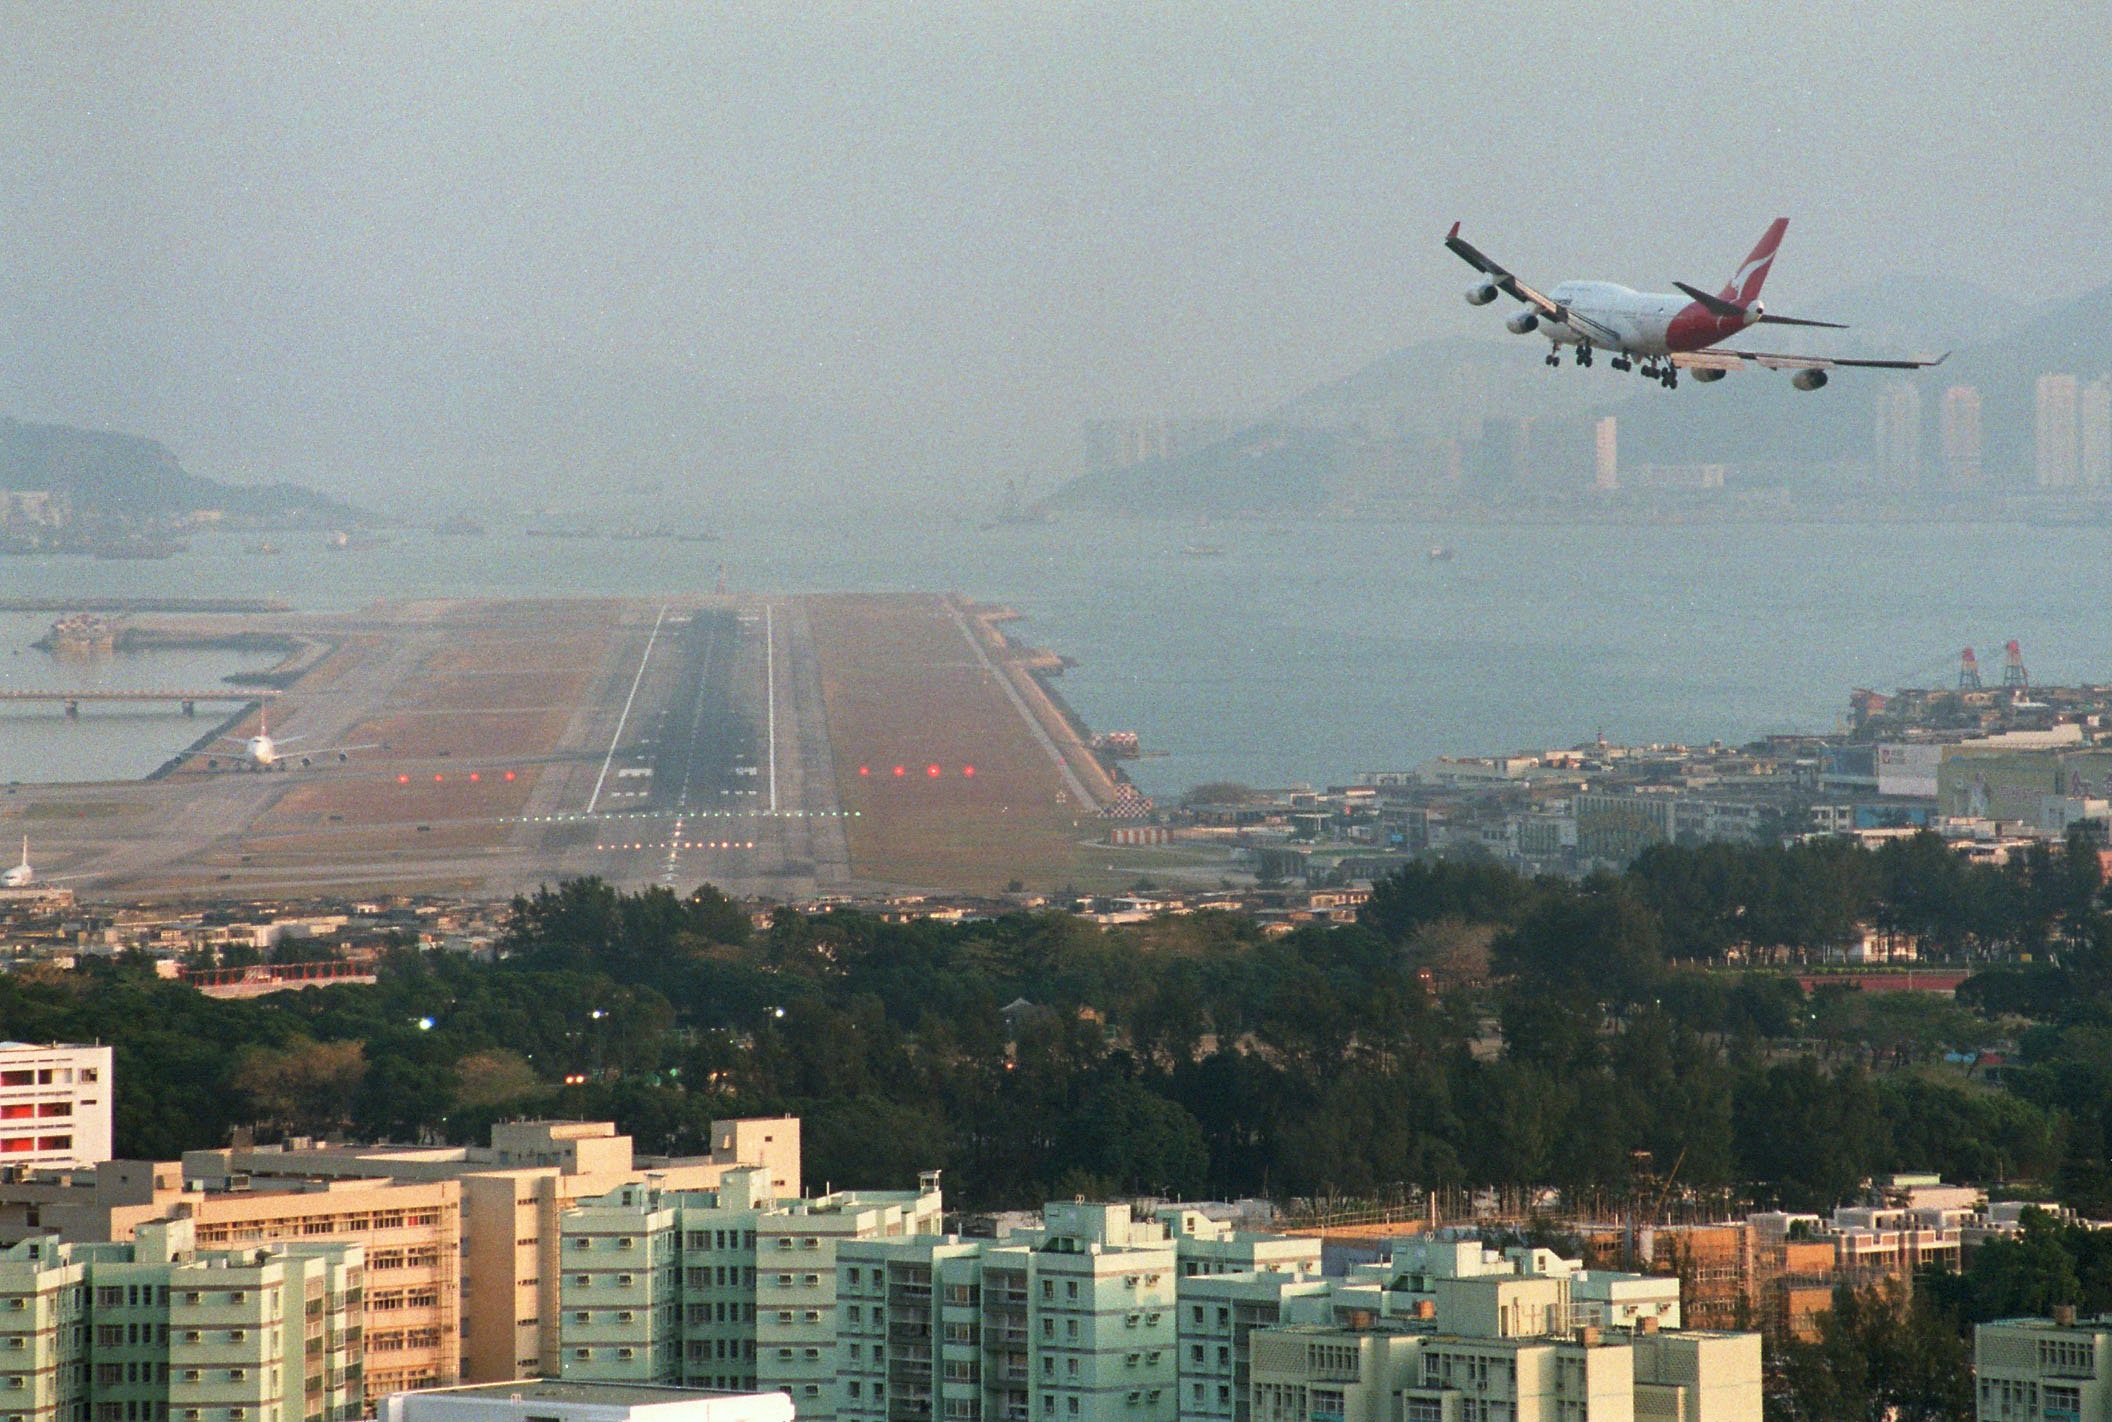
[1974,1312,2112,1422]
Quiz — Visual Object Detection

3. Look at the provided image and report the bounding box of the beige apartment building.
[1243,1262,1763,1422]
[182,1120,799,1385]
[0,1162,459,1404]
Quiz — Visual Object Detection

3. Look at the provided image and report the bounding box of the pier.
[0,689,279,717]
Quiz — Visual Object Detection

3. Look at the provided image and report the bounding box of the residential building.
[0,1217,363,1422]
[835,1201,1179,1422]
[2084,376,2111,491]
[1177,1270,1334,1422]
[378,1381,793,1422]
[2037,374,2081,490]
[556,1167,944,1421]
[1594,418,1617,493]
[184,1119,800,1385]
[0,1163,459,1403]
[1874,380,1922,489]
[1941,385,1984,486]
[1974,1312,2112,1422]
[0,1044,113,1170]
[1250,1312,1762,1422]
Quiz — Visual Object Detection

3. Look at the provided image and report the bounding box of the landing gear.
[1609,356,1631,372]
[1660,368,1679,390]
[1545,351,1560,368]
[1574,342,1594,368]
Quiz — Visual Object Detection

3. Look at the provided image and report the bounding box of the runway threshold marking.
[586,604,669,816]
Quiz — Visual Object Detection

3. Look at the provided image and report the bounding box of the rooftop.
[422,1382,759,1407]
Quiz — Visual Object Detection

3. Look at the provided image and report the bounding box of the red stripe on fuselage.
[1664,302,1749,353]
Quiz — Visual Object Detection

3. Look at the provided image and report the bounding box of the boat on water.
[324,530,388,552]
[1428,545,1456,562]
[1180,544,1226,557]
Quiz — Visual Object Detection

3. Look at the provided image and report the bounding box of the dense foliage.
[6,828,2107,1219]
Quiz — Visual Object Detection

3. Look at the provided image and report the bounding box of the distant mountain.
[1051,278,2112,512]
[0,417,361,524]
[1050,425,1338,515]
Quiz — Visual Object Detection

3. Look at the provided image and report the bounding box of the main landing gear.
[1609,356,1632,372]
[1574,342,1594,368]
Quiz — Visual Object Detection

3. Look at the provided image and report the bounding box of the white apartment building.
[1252,1315,1761,1422]
[0,1044,113,1169]
[1177,1269,1334,1422]
[1975,1314,2112,1422]
[556,1167,944,1421]
[836,1202,1181,1422]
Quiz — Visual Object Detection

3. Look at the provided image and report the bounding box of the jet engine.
[1692,368,1726,383]
[1791,368,1829,391]
[1465,281,1499,306]
[1505,310,1539,335]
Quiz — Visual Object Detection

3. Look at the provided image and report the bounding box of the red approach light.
[469,771,481,782]
[434,773,445,783]
[962,765,976,777]
[397,774,410,785]
[893,765,906,777]
[927,764,942,778]
[858,765,870,776]
[503,770,516,781]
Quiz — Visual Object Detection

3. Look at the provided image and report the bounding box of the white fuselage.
[243,734,279,768]
[1542,283,1676,355]
[1535,280,1755,358]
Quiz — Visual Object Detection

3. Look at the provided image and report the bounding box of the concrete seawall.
[956,598,1121,811]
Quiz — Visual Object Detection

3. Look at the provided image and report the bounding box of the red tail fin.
[1719,218,1789,305]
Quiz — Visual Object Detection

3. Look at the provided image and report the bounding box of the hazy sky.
[3,4,2108,510]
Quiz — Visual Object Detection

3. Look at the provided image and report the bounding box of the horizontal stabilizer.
[1673,282,1748,319]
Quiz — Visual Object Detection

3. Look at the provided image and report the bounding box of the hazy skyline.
[4,5,2110,512]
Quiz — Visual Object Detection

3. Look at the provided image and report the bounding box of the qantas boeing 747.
[1445,218,1944,390]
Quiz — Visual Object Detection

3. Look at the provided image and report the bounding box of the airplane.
[2,837,34,888]
[207,710,376,771]
[2,836,90,889]
[1446,218,1944,390]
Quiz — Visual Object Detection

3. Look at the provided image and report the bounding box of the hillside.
[0,417,360,524]
[1051,280,2112,512]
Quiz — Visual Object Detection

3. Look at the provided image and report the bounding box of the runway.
[12,592,1101,902]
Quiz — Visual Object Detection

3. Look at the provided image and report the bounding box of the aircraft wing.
[1445,223,1625,345]
[1445,223,1563,318]
[1672,348,1948,373]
